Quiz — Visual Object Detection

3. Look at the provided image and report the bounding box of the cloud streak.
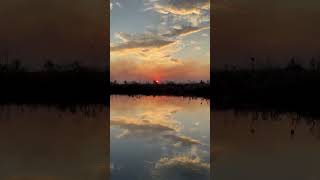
[161,25,209,38]
[111,32,175,52]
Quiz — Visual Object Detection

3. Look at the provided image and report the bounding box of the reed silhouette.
[213,57,320,116]
[110,80,210,98]
[0,60,106,104]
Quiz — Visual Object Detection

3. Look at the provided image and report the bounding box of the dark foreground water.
[213,110,320,180]
[0,105,107,180]
[110,95,210,180]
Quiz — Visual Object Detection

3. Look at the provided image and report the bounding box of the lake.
[110,95,210,180]
[0,105,107,180]
[213,110,320,180]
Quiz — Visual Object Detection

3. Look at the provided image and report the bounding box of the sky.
[110,0,210,82]
[0,0,107,70]
[213,0,320,68]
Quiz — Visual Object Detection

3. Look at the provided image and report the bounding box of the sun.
[153,80,160,84]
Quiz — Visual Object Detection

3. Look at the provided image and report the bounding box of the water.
[213,110,320,180]
[110,95,210,180]
[0,105,107,180]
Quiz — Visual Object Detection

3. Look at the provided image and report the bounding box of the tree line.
[0,59,97,73]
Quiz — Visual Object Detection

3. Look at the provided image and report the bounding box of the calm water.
[213,110,320,180]
[0,105,107,180]
[110,95,210,180]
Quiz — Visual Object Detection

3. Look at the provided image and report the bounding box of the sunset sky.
[110,0,210,81]
[213,0,320,68]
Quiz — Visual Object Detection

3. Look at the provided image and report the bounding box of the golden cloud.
[151,0,210,15]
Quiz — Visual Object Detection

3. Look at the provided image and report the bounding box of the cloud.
[111,25,208,63]
[201,33,208,37]
[152,155,210,180]
[111,31,181,63]
[150,0,210,15]
[161,25,209,38]
[145,0,210,26]
[111,107,181,138]
[111,116,179,135]
[170,58,180,63]
[112,25,207,52]
[111,32,175,52]
[115,2,121,8]
[111,108,204,148]
[110,1,121,10]
[162,134,202,146]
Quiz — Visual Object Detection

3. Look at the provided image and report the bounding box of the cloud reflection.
[111,108,203,148]
[152,155,210,180]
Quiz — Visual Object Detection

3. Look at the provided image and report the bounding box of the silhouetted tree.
[43,60,56,72]
[316,61,320,72]
[0,63,8,72]
[224,64,230,71]
[309,57,316,71]
[70,61,82,72]
[250,57,256,72]
[10,59,24,72]
[286,57,304,72]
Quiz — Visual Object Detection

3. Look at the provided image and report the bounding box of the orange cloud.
[151,0,210,15]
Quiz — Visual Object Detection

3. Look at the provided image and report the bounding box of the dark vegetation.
[0,60,107,104]
[110,80,210,98]
[213,57,320,117]
[3,55,320,118]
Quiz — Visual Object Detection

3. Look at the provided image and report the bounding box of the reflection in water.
[0,105,107,180]
[110,95,210,180]
[213,110,320,180]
